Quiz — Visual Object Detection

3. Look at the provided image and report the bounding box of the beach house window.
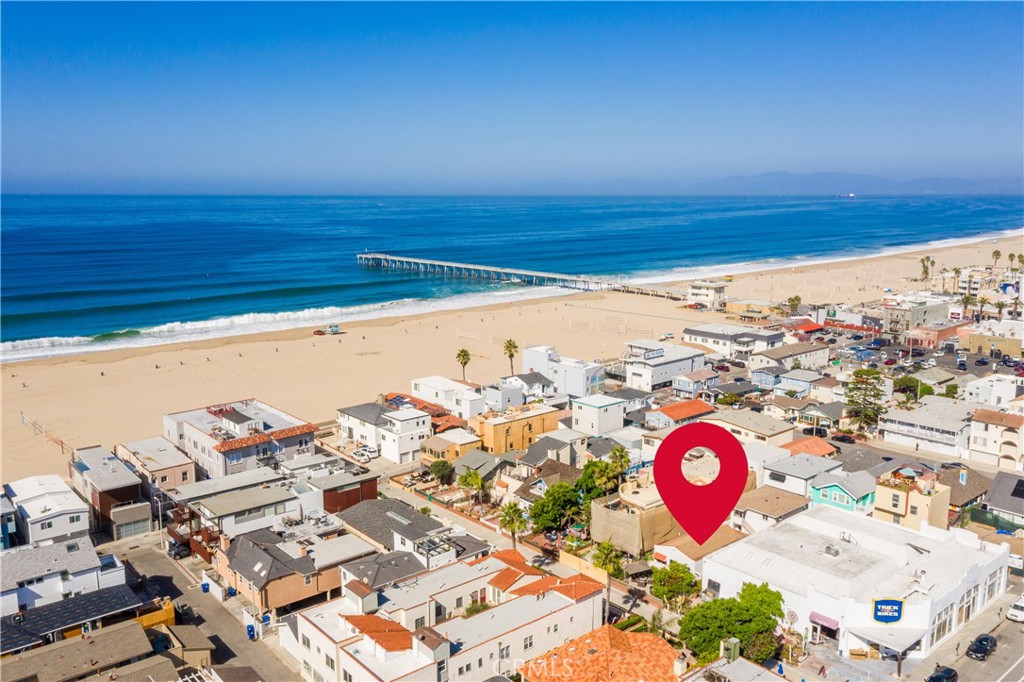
[304,574,313,585]
[160,475,168,483]
[524,635,534,650]
[456,596,463,608]
[415,616,426,629]
[891,494,900,508]
[343,672,353,682]
[302,635,310,649]
[499,645,511,659]
[69,515,81,524]
[910,505,919,515]
[303,661,311,675]
[40,521,53,530]
[325,655,335,671]
[182,471,189,481]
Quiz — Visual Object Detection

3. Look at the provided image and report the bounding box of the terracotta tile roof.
[213,433,272,453]
[973,409,1024,428]
[518,625,679,682]
[345,614,412,652]
[551,573,604,601]
[487,567,524,591]
[211,422,316,453]
[433,415,467,433]
[487,548,545,576]
[345,579,374,598]
[652,399,716,422]
[270,423,317,439]
[781,436,837,457]
[510,575,560,597]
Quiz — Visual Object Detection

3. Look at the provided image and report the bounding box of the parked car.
[1007,597,1024,623]
[867,362,879,369]
[911,348,926,357]
[851,334,864,341]
[167,541,191,560]
[832,434,856,444]
[802,426,827,438]
[884,358,898,366]
[965,634,997,661]
[687,302,707,310]
[352,451,371,464]
[975,358,990,366]
[713,364,731,372]
[827,337,838,344]
[957,361,968,370]
[925,667,958,682]
[728,359,746,369]
[940,461,967,469]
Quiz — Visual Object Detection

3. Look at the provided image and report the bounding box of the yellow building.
[468,404,561,454]
[872,469,951,531]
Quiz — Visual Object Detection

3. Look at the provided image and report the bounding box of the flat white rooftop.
[435,590,575,654]
[120,436,192,470]
[378,556,505,613]
[573,394,625,409]
[166,398,306,435]
[437,428,481,446]
[72,445,140,491]
[166,467,284,502]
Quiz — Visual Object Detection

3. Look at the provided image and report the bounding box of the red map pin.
[653,422,748,545]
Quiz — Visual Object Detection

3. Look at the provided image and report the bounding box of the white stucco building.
[521,345,605,398]
[571,394,626,437]
[683,324,785,358]
[621,339,705,391]
[3,475,90,545]
[1,539,125,616]
[378,409,431,465]
[411,376,488,419]
[880,395,988,458]
[702,506,1010,661]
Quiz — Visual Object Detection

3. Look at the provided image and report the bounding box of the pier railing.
[356,253,685,300]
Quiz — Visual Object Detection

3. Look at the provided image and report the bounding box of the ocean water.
[2,195,1021,361]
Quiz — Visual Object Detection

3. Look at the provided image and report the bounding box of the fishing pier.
[356,253,685,300]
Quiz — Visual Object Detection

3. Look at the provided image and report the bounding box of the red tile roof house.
[644,399,717,430]
[283,549,605,682]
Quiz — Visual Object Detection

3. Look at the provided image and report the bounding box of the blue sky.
[2,2,1022,194]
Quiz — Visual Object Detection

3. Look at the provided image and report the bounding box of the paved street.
[113,533,298,681]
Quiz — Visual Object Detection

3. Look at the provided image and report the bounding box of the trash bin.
[201,583,209,593]
[228,586,236,597]
[246,624,256,640]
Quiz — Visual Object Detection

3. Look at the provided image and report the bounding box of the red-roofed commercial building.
[519,625,681,682]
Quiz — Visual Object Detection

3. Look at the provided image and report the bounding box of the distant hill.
[680,172,1023,196]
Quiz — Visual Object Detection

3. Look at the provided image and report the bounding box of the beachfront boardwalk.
[357,252,685,299]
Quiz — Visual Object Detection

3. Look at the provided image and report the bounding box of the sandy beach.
[2,235,1018,482]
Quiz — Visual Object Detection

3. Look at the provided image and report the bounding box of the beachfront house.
[115,436,197,521]
[700,410,797,447]
[521,345,605,398]
[468,403,561,454]
[68,445,152,540]
[337,402,393,449]
[3,475,90,545]
[618,339,705,392]
[683,323,785,359]
[688,280,728,308]
[377,409,431,465]
[411,375,488,419]
[163,398,317,478]
[419,428,483,466]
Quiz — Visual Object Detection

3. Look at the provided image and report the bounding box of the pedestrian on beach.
[955,642,960,655]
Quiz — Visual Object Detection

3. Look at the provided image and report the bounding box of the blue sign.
[873,599,903,623]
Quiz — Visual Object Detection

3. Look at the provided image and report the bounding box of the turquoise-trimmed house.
[809,470,876,513]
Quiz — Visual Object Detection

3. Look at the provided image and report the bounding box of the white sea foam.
[3,227,1019,363]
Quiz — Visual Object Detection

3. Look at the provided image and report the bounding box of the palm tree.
[994,301,1007,319]
[458,469,486,508]
[977,296,990,320]
[1008,253,1017,271]
[609,445,630,489]
[503,339,519,375]
[786,295,801,316]
[992,249,1002,269]
[960,293,976,320]
[456,348,471,381]
[952,266,962,290]
[939,268,949,293]
[592,541,622,577]
[1012,298,1022,320]
[591,460,617,496]
[498,502,529,550]
[919,257,930,280]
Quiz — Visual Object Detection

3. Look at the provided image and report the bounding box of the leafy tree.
[845,369,887,431]
[456,348,471,381]
[503,339,519,375]
[609,445,631,488]
[430,459,454,485]
[649,608,665,638]
[419,507,432,515]
[785,389,798,398]
[742,629,781,664]
[651,562,699,609]
[498,502,529,550]
[529,481,579,531]
[920,256,930,280]
[458,468,486,507]
[592,541,624,579]
[992,249,1002,268]
[678,583,783,662]
[994,301,1007,319]
[943,383,959,398]
[465,601,491,616]
[786,295,801,316]
[716,393,740,406]
[893,376,934,398]
[791,358,802,370]
[576,460,618,502]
